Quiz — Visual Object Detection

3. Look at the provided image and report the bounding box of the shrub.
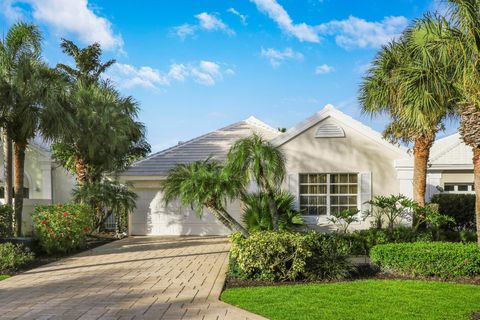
[430,194,476,231]
[33,204,94,255]
[343,227,433,255]
[242,191,303,232]
[365,195,414,231]
[0,205,13,238]
[370,242,480,278]
[0,242,34,272]
[229,231,351,281]
[327,208,359,233]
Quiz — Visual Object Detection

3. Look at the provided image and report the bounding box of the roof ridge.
[244,116,279,134]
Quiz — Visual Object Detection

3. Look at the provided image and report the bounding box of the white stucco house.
[120,104,474,236]
[0,137,76,235]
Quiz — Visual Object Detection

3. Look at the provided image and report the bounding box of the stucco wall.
[278,116,406,231]
[52,166,75,203]
[440,171,474,185]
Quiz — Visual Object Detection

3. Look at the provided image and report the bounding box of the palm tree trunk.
[412,134,435,227]
[2,131,13,206]
[75,154,87,184]
[267,188,279,231]
[473,147,480,246]
[219,208,249,237]
[206,205,248,237]
[13,142,26,237]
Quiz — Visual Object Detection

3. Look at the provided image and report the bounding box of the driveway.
[0,237,266,320]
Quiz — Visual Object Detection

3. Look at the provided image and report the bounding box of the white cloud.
[195,12,235,35]
[317,15,408,49]
[173,24,196,40]
[250,0,320,42]
[2,0,124,51]
[108,61,233,89]
[260,47,303,67]
[1,0,24,22]
[315,64,334,74]
[228,7,247,25]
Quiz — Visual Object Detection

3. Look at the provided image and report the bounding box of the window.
[443,183,474,194]
[299,173,358,216]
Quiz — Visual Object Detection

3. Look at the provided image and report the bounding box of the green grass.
[0,275,10,281]
[221,280,480,320]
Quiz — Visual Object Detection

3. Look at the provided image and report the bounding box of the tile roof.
[122,116,280,176]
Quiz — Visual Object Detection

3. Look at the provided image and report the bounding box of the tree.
[0,23,64,236]
[161,158,249,237]
[52,82,150,184]
[227,134,286,231]
[436,0,480,245]
[0,23,42,230]
[359,15,457,220]
[53,40,149,184]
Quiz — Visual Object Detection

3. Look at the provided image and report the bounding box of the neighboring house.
[0,137,76,235]
[120,105,474,236]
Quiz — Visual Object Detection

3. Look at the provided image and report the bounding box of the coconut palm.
[434,0,480,245]
[161,158,249,237]
[359,15,457,223]
[0,22,41,211]
[227,134,286,231]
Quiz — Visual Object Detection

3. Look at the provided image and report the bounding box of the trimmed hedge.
[229,231,351,281]
[370,242,480,278]
[430,194,476,231]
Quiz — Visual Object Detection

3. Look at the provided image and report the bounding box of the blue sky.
[0,0,455,152]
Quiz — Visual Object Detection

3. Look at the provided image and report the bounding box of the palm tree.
[435,0,480,245]
[359,16,457,223]
[226,134,286,230]
[54,39,148,184]
[0,22,41,212]
[161,158,249,237]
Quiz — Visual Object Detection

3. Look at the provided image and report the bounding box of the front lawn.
[221,280,480,320]
[0,275,10,281]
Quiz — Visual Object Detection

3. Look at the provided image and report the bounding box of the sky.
[0,0,456,152]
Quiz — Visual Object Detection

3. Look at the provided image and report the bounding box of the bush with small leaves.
[370,242,480,278]
[0,242,34,273]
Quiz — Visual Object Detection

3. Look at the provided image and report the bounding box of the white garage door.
[130,189,242,236]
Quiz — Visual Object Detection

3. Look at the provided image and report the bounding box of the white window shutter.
[359,172,372,213]
[288,173,299,210]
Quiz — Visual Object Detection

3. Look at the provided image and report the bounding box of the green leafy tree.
[53,39,149,184]
[73,179,137,233]
[227,134,286,230]
[161,158,249,237]
[359,15,457,220]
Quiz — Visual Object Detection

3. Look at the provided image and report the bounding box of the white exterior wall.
[279,116,406,231]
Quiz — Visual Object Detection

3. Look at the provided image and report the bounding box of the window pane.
[300,185,309,194]
[331,196,338,205]
[300,174,308,183]
[348,196,357,205]
[349,185,358,194]
[339,174,348,183]
[318,206,327,215]
[331,185,338,194]
[340,185,348,194]
[458,184,468,192]
[309,174,318,183]
[319,174,327,183]
[330,174,339,183]
[349,174,358,183]
[444,184,454,191]
[339,196,348,205]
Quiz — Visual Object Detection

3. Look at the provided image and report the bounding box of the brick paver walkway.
[0,237,266,320]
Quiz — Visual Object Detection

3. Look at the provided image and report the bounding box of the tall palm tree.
[434,0,480,245]
[161,158,249,237]
[0,23,41,212]
[227,134,286,231]
[359,16,457,223]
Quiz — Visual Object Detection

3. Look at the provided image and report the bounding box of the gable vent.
[315,123,345,138]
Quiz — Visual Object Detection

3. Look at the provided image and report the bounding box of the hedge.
[229,231,352,281]
[0,242,34,273]
[370,242,480,278]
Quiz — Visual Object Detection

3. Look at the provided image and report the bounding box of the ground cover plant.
[221,280,480,320]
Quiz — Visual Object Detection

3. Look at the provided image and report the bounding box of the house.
[0,137,76,235]
[120,105,474,236]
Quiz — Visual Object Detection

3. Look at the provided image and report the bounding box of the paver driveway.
[0,236,266,320]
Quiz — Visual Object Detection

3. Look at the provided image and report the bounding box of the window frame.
[299,172,360,218]
[443,183,474,194]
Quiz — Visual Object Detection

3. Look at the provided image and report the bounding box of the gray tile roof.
[122,116,281,176]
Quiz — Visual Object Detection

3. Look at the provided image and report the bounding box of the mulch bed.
[4,232,118,276]
[225,265,480,289]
